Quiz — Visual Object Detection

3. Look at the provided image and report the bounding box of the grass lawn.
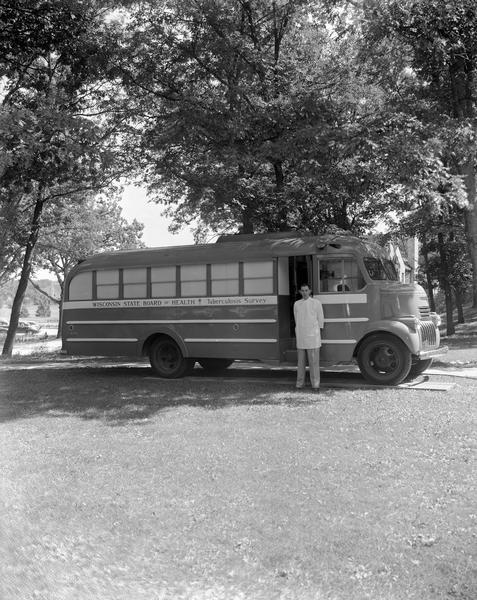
[1,365,476,600]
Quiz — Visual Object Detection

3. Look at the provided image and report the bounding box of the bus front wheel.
[149,338,192,378]
[357,334,412,386]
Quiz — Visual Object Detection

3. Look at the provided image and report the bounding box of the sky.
[34,185,195,280]
[120,185,195,248]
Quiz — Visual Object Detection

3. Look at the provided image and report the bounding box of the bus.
[61,232,445,385]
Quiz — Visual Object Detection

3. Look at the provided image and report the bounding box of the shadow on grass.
[0,364,349,425]
[443,334,477,349]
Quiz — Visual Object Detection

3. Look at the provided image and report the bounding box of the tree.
[33,193,144,335]
[0,0,130,356]
[119,0,406,238]
[35,295,51,318]
[357,0,477,305]
[396,158,469,335]
[0,192,28,285]
[35,193,144,293]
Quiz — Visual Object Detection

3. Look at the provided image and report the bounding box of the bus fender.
[354,320,420,357]
[142,327,189,358]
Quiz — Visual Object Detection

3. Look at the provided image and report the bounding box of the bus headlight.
[430,312,441,327]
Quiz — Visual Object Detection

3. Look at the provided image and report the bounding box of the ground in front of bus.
[1,311,476,600]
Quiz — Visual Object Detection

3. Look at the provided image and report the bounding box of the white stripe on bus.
[66,319,277,325]
[62,294,367,310]
[66,318,365,325]
[66,336,354,344]
[62,295,278,309]
[184,338,277,343]
[183,338,355,344]
[319,294,367,304]
[321,339,357,344]
[66,338,138,343]
[324,318,368,323]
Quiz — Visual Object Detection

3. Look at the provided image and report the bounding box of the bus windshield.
[364,257,398,281]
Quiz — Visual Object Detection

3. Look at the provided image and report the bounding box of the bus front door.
[277,255,313,363]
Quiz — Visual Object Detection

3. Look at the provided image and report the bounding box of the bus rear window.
[69,271,92,300]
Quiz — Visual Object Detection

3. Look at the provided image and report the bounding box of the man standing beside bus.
[294,283,324,390]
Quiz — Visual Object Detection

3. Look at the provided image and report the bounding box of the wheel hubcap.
[158,345,179,371]
[370,345,398,372]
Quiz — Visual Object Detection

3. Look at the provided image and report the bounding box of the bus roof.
[71,232,381,272]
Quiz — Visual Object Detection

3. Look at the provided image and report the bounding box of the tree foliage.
[119,0,409,237]
[35,194,144,300]
[0,0,129,356]
[396,158,469,333]
[356,0,477,305]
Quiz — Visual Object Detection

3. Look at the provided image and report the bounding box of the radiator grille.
[418,321,437,349]
[419,306,431,320]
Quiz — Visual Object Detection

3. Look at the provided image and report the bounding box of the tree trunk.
[443,284,455,336]
[454,288,465,324]
[438,232,455,336]
[463,202,477,308]
[273,160,288,231]
[56,281,65,339]
[2,194,44,357]
[57,306,62,339]
[461,150,477,307]
[421,242,436,312]
[240,204,254,234]
[425,270,436,313]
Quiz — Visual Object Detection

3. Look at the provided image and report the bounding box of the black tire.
[149,337,192,378]
[357,334,412,386]
[407,358,433,380]
[198,358,234,372]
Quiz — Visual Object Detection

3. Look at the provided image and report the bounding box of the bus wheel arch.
[144,333,193,379]
[355,331,412,386]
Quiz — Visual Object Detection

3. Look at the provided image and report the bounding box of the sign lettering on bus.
[65,295,278,310]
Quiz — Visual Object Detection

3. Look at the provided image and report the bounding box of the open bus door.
[277,255,313,363]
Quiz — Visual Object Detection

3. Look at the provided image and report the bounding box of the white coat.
[294,297,324,350]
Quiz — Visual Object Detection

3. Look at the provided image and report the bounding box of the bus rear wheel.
[407,358,433,380]
[198,358,234,372]
[149,338,192,378]
[357,334,412,386]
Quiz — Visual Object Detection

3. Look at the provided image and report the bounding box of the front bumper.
[416,345,448,359]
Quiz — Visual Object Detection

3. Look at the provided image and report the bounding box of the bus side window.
[69,271,93,300]
[151,266,176,297]
[123,268,147,298]
[343,259,365,291]
[181,264,207,296]
[319,260,342,292]
[243,261,273,294]
[96,269,119,299]
[211,263,239,296]
[319,260,365,292]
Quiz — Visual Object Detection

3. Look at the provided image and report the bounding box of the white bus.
[61,232,445,385]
